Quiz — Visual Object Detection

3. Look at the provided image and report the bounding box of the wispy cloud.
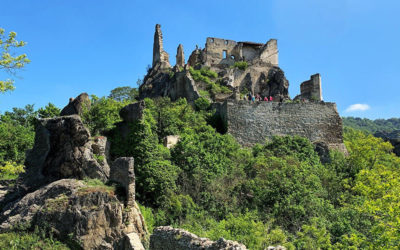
[345,104,370,112]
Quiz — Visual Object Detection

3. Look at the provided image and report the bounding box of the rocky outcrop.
[60,92,90,116]
[150,226,247,250]
[24,115,109,188]
[176,44,185,68]
[0,179,147,249]
[119,101,146,123]
[0,115,110,218]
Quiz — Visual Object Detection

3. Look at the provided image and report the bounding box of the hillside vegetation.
[1,90,400,249]
[343,117,400,133]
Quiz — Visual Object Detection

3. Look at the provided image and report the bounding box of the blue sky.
[0,0,399,119]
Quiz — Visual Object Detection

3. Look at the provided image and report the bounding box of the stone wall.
[296,74,322,101]
[221,100,346,151]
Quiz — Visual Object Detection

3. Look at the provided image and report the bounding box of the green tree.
[81,95,127,135]
[108,86,138,102]
[0,28,30,93]
[37,103,61,118]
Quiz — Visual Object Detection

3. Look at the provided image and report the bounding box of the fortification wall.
[221,100,346,151]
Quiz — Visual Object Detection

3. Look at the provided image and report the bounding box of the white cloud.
[345,104,370,112]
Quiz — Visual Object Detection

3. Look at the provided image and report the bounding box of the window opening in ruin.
[225,40,228,45]
[210,38,214,43]
[231,55,235,60]
[223,50,227,59]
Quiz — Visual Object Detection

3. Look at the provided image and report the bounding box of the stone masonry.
[153,24,170,69]
[295,73,323,101]
[220,100,346,152]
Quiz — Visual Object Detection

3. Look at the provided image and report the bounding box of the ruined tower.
[176,44,185,67]
[152,24,170,69]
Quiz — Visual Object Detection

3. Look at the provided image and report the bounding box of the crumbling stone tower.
[152,24,170,69]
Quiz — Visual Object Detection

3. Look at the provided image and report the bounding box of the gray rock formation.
[176,44,185,67]
[0,179,147,250]
[120,101,146,123]
[60,92,90,116]
[110,157,135,206]
[150,226,247,250]
[0,115,110,210]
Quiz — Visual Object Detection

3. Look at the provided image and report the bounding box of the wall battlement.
[219,100,346,152]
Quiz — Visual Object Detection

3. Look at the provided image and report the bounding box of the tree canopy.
[0,28,30,93]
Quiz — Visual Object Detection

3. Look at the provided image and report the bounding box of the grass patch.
[79,178,115,196]
[0,231,69,249]
[232,61,248,70]
[189,67,232,96]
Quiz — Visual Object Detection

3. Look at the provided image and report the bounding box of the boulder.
[150,226,247,250]
[60,92,91,116]
[0,179,147,249]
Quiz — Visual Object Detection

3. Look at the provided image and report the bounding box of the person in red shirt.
[264,96,268,102]
[269,96,273,102]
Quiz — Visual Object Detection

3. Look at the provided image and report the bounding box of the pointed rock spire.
[176,44,185,67]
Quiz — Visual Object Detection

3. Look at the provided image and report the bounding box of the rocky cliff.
[0,114,148,249]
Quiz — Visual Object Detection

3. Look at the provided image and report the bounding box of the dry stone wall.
[222,100,346,151]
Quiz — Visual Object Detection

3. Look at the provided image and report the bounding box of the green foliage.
[0,112,35,165]
[81,95,128,135]
[233,61,248,70]
[0,161,25,180]
[0,231,69,249]
[108,86,138,102]
[0,28,30,93]
[194,97,210,111]
[343,116,400,133]
[188,67,231,96]
[199,67,218,78]
[38,103,61,118]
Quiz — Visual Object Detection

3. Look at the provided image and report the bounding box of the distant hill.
[342,117,400,133]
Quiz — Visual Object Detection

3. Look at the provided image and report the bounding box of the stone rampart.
[221,100,346,152]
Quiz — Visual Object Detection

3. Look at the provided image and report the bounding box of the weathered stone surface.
[169,71,200,102]
[26,115,110,183]
[220,100,346,152]
[153,24,170,69]
[124,232,145,250]
[110,157,135,206]
[0,179,147,249]
[0,115,110,207]
[150,226,247,250]
[295,74,322,101]
[119,101,145,123]
[163,135,180,149]
[60,92,90,116]
[267,246,286,250]
[176,44,185,68]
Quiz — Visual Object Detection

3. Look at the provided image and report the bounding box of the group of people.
[244,93,274,102]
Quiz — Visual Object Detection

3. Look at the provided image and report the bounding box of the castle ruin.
[139,24,344,152]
